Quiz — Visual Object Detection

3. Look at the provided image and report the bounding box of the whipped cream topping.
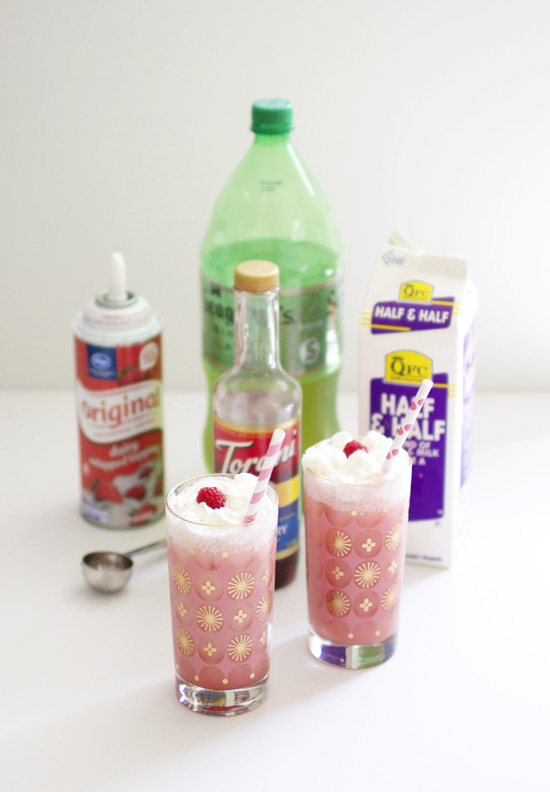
[167,473,273,527]
[302,430,408,483]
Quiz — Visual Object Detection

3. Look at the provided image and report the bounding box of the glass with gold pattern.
[303,449,412,669]
[165,474,278,715]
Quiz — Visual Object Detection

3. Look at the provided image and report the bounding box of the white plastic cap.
[107,252,128,302]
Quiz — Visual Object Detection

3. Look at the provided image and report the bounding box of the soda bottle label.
[279,276,342,376]
[202,274,342,376]
[213,417,300,561]
[74,335,164,528]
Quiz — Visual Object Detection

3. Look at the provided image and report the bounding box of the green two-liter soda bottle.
[200,98,344,470]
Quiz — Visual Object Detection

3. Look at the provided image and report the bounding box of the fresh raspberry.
[197,486,226,510]
[343,440,369,458]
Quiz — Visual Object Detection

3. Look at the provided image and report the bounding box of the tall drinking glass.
[303,451,412,668]
[165,475,278,715]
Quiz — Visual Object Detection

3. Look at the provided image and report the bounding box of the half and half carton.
[359,233,478,568]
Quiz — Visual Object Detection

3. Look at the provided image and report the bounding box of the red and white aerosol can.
[72,253,164,529]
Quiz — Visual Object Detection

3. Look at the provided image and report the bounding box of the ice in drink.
[302,431,412,668]
[165,473,278,715]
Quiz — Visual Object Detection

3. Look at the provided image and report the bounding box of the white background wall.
[1,0,549,392]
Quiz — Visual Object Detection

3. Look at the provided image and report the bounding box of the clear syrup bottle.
[212,260,302,588]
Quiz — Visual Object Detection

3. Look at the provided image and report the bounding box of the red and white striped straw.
[244,428,285,524]
[382,379,433,472]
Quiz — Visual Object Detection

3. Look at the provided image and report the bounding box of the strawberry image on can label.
[75,335,164,529]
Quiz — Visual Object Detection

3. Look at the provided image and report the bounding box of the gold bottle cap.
[234,260,279,292]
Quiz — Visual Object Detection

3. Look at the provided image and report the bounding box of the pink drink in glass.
[165,475,278,715]
[303,435,412,668]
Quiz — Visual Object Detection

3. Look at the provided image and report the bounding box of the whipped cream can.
[359,233,478,568]
[72,254,164,529]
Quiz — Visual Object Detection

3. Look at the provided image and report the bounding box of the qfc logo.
[385,350,433,385]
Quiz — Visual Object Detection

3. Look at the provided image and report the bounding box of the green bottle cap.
[251,98,294,135]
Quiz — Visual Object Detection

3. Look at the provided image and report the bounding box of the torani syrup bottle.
[212,260,302,588]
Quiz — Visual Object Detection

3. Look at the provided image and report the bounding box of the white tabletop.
[1,389,547,792]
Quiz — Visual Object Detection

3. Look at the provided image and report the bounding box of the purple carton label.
[370,374,448,521]
[370,297,455,334]
[461,318,477,487]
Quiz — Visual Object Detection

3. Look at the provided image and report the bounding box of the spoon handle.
[127,539,167,558]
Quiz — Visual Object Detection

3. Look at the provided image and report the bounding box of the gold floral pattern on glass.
[233,608,248,625]
[326,530,352,557]
[202,641,217,657]
[196,605,224,632]
[381,584,398,611]
[359,597,373,613]
[385,524,403,551]
[326,589,351,617]
[354,562,381,589]
[227,572,255,599]
[228,634,253,662]
[201,580,217,596]
[173,566,191,593]
[176,627,194,655]
[256,594,271,621]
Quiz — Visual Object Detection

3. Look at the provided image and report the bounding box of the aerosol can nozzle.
[107,252,128,302]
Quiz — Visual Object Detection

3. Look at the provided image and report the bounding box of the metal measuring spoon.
[81,538,167,593]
